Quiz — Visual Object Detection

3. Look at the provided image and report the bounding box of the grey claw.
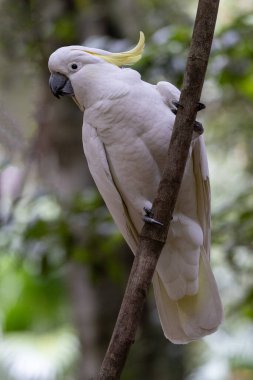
[194,121,204,135]
[171,101,204,135]
[143,206,163,226]
[171,101,182,116]
[197,102,206,111]
[172,100,183,109]
[172,101,205,112]
[143,215,163,226]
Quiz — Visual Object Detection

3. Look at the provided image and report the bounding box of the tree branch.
[97,0,220,378]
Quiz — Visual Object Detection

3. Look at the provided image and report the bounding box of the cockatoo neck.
[69,63,118,108]
[69,63,140,109]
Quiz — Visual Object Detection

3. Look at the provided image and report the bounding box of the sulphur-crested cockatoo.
[48,32,223,344]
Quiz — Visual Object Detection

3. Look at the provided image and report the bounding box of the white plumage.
[48,33,223,344]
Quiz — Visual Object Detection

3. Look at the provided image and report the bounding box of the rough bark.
[96,0,220,379]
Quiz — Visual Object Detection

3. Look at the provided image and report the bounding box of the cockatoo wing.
[157,81,211,256]
[82,122,139,253]
[154,81,223,342]
[175,135,222,340]
[153,141,222,342]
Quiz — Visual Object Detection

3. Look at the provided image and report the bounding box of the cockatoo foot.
[197,102,206,111]
[193,121,204,135]
[143,206,163,226]
[171,101,204,135]
[171,101,206,114]
[171,100,182,115]
[172,100,182,109]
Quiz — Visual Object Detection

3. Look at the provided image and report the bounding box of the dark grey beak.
[49,73,74,98]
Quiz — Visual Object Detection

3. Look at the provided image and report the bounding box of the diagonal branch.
[97,0,220,378]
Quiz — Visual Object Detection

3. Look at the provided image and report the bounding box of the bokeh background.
[0,1,253,379]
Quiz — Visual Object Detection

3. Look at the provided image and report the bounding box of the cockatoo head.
[48,32,145,102]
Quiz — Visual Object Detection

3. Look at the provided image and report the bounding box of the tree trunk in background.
[66,262,100,380]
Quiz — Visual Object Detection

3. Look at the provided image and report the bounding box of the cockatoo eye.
[68,62,81,72]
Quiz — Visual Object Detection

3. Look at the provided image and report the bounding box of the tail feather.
[152,248,223,344]
[152,272,189,344]
[177,248,223,338]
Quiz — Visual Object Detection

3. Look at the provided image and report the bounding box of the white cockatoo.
[48,32,223,344]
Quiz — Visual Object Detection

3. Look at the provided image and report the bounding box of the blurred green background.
[0,0,253,379]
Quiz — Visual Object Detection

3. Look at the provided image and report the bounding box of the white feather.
[49,47,223,343]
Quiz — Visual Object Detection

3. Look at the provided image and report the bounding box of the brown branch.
[96,0,220,378]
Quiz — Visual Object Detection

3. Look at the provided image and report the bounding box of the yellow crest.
[82,32,145,66]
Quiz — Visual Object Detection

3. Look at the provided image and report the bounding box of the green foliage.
[53,16,77,43]
[1,191,125,282]
[214,15,253,98]
[0,190,126,379]
[138,25,190,85]
[0,256,67,332]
